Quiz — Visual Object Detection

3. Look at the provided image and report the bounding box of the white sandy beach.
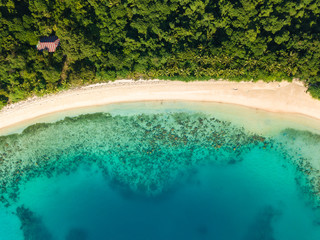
[1,79,320,133]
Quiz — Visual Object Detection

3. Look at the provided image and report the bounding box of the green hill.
[0,0,320,107]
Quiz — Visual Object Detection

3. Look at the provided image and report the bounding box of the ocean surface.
[1,101,320,240]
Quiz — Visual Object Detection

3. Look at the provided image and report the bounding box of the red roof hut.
[37,36,60,52]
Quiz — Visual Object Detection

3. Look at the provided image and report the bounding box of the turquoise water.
[1,102,320,239]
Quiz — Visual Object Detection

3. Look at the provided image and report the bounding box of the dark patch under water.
[16,205,52,240]
[243,206,279,240]
[0,112,319,239]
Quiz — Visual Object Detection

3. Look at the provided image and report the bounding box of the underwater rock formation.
[65,228,87,240]
[16,205,52,240]
[271,129,320,206]
[0,112,319,208]
[243,205,280,240]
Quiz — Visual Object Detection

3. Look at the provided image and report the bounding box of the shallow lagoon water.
[1,101,320,240]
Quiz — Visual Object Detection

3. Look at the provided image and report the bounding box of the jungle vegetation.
[0,0,320,108]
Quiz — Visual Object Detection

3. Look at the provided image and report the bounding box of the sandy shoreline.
[1,79,320,133]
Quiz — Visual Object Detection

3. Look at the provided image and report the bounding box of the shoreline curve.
[1,79,320,133]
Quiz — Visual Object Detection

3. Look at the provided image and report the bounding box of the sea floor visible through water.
[0,101,320,240]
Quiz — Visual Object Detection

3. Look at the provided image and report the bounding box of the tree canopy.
[0,0,320,107]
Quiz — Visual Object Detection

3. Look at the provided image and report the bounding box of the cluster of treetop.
[0,0,320,108]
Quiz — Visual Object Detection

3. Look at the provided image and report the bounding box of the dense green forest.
[0,0,320,108]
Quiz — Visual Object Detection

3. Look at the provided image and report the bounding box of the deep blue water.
[1,105,320,240]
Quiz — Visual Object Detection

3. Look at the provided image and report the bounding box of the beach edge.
[1,79,320,132]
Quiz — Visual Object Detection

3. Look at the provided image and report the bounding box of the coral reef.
[16,205,52,240]
[271,129,320,207]
[0,112,319,209]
